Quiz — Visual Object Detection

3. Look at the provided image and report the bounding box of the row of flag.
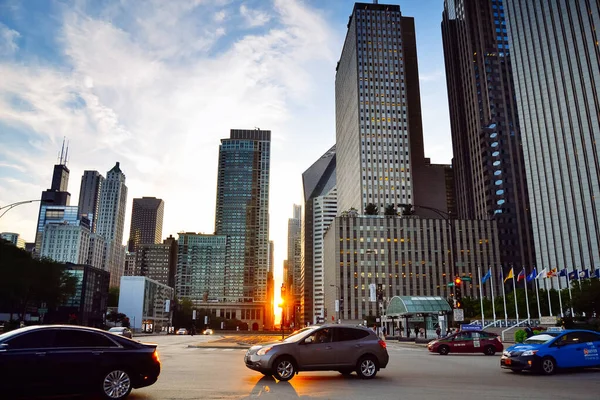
[480,267,600,284]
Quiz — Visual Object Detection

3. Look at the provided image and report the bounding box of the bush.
[514,329,526,343]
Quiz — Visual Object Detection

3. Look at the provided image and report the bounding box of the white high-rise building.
[96,162,128,287]
[40,222,90,265]
[335,2,418,214]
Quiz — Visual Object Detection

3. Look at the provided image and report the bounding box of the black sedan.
[0,325,160,399]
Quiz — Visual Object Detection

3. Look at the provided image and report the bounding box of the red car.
[428,330,503,355]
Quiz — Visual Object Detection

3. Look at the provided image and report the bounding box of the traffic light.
[454,277,462,308]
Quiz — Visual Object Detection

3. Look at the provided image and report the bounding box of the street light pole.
[329,284,340,323]
[0,199,51,219]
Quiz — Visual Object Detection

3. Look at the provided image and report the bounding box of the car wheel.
[356,355,378,379]
[540,357,556,375]
[272,357,295,381]
[438,345,450,355]
[101,369,132,400]
[484,346,496,356]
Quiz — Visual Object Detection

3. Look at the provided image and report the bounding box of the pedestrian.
[524,323,534,338]
[446,328,452,336]
[414,326,419,338]
[435,326,441,338]
[382,326,387,337]
[371,324,378,334]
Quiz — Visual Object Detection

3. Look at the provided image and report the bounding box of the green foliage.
[108,287,120,308]
[364,203,378,215]
[514,329,526,343]
[568,278,600,317]
[401,204,414,216]
[0,240,77,321]
[384,204,397,216]
[106,311,128,325]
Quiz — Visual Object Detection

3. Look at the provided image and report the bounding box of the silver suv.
[244,324,389,381]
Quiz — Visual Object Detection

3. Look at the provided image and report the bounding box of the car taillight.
[152,349,160,363]
[496,336,502,343]
[378,340,387,349]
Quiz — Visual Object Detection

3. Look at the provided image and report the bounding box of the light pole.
[329,284,340,323]
[0,199,51,219]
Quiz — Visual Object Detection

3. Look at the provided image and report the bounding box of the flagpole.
[545,270,553,316]
[511,268,519,324]
[523,268,531,322]
[556,273,564,318]
[566,268,573,316]
[490,267,497,325]
[501,268,508,326]
[535,277,542,319]
[577,266,582,291]
[478,266,485,327]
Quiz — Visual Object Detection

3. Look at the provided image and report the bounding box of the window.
[6,330,56,349]
[334,328,370,342]
[305,328,332,344]
[54,330,118,348]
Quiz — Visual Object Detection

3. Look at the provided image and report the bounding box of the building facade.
[40,221,91,265]
[78,170,104,233]
[505,0,600,270]
[442,0,535,270]
[215,129,271,303]
[96,162,128,288]
[323,214,501,323]
[118,276,174,333]
[127,197,164,253]
[301,145,337,324]
[335,3,422,214]
[59,263,110,328]
[0,232,25,249]
[133,235,177,288]
[286,205,302,326]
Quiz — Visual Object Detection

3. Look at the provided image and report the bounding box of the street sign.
[192,310,197,320]
[540,316,557,325]
[461,277,472,282]
[335,300,339,312]
[460,324,480,331]
[453,308,464,322]
[447,282,454,287]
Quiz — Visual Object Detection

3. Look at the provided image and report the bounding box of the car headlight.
[521,350,538,357]
[503,351,511,357]
[256,346,273,356]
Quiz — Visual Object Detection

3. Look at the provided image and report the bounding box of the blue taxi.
[501,329,600,375]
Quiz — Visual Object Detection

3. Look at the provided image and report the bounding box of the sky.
[0,0,452,301]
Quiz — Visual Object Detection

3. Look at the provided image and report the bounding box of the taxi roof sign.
[546,327,564,332]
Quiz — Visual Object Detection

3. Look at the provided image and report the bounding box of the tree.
[172,297,194,329]
[568,278,600,317]
[364,203,378,215]
[106,311,128,326]
[401,204,414,216]
[108,287,120,308]
[384,204,397,216]
[0,240,77,322]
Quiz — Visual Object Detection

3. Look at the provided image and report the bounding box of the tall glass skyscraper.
[441,0,535,270]
[215,129,270,303]
[505,0,600,270]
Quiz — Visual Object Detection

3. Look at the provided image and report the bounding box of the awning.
[385,296,452,317]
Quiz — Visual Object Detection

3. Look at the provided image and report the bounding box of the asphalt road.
[127,335,600,400]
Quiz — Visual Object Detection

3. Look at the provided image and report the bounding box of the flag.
[481,268,492,284]
[526,268,537,282]
[547,268,557,278]
[568,269,578,280]
[504,268,514,283]
[579,269,590,279]
[536,268,548,279]
[558,268,567,277]
[517,269,526,282]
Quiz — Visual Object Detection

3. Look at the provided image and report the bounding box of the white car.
[176,328,188,335]
[108,326,133,338]
[203,329,214,335]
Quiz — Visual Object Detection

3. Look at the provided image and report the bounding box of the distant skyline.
[0,0,452,287]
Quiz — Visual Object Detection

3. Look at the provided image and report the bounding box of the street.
[126,335,600,400]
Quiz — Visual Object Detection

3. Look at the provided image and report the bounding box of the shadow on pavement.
[240,376,300,399]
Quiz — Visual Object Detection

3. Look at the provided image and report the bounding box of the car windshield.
[524,334,556,344]
[108,328,123,332]
[283,327,317,343]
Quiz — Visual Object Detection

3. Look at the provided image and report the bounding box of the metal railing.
[501,319,531,342]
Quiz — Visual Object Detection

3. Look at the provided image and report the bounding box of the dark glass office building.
[127,197,164,253]
[215,129,271,303]
[442,0,535,269]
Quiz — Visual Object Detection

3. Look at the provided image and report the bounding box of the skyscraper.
[505,0,600,269]
[133,235,177,288]
[34,143,71,254]
[301,145,337,324]
[442,0,535,269]
[215,129,271,303]
[78,170,104,233]
[96,162,128,287]
[335,3,421,214]
[286,205,302,326]
[127,197,164,253]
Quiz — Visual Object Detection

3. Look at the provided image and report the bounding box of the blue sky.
[0,0,451,286]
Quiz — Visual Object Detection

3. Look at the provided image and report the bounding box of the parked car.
[427,329,503,355]
[501,330,600,374]
[108,327,133,339]
[176,328,188,335]
[0,325,160,399]
[203,328,214,335]
[244,324,389,381]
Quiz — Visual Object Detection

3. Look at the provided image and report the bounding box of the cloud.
[0,22,20,56]
[214,10,226,22]
[240,4,271,27]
